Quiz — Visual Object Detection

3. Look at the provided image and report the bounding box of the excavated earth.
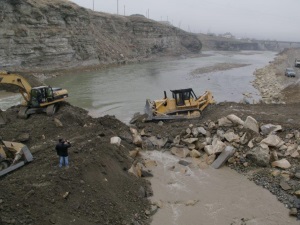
[0,103,153,225]
[1,100,300,225]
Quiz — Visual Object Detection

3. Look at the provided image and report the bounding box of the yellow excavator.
[0,71,68,118]
[0,138,33,176]
[145,88,215,121]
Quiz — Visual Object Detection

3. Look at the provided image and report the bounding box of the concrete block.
[211,146,235,169]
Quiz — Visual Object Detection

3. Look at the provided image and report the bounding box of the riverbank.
[253,48,300,103]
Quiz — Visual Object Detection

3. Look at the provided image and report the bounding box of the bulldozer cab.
[171,88,197,106]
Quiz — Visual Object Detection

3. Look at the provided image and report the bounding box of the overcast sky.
[70,0,299,42]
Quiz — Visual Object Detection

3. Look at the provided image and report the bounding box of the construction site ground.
[1,49,300,225]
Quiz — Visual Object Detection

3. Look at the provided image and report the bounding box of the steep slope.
[0,0,201,72]
[0,102,152,225]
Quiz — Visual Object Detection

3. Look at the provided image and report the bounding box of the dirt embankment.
[0,103,152,225]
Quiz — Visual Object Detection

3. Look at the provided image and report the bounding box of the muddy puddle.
[144,151,298,225]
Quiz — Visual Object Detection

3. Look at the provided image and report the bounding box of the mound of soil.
[2,101,300,224]
[0,102,151,225]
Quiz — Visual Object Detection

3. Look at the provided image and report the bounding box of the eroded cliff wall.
[0,0,201,72]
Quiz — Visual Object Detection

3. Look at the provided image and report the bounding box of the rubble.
[130,107,300,220]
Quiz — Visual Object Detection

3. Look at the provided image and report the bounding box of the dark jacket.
[56,142,71,157]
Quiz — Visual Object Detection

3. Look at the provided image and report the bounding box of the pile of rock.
[131,114,299,170]
[117,113,300,216]
[114,113,300,175]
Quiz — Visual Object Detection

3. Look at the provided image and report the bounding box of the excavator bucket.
[145,89,215,121]
[0,141,33,177]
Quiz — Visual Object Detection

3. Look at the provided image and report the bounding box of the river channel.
[43,51,276,123]
[1,51,298,224]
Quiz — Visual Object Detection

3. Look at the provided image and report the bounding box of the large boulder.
[227,114,244,126]
[182,138,198,144]
[130,127,143,147]
[285,144,298,156]
[204,138,226,155]
[261,135,284,147]
[246,146,270,167]
[190,149,201,158]
[244,116,259,133]
[216,129,225,140]
[128,163,142,177]
[218,117,233,127]
[271,159,291,169]
[170,147,190,158]
[173,135,181,145]
[197,127,207,135]
[110,136,122,146]
[192,128,199,137]
[260,124,282,135]
[224,131,240,143]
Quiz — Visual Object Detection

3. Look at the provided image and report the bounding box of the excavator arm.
[0,71,32,103]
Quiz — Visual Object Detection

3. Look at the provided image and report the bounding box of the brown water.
[144,151,298,225]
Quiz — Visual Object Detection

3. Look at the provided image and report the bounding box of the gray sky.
[70,0,299,42]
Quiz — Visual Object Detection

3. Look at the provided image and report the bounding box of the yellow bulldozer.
[0,138,33,176]
[145,88,215,121]
[0,71,68,118]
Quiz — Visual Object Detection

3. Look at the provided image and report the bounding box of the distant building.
[222,32,235,39]
[159,21,172,26]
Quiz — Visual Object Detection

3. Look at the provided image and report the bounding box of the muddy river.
[145,151,298,225]
[0,51,275,123]
[44,51,276,123]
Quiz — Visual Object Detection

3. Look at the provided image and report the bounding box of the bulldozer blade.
[144,99,153,121]
[0,161,25,177]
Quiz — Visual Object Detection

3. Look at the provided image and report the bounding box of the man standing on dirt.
[56,138,71,168]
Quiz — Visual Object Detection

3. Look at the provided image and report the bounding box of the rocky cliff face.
[0,0,201,72]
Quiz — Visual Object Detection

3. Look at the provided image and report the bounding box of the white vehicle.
[285,68,296,77]
[295,59,300,68]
